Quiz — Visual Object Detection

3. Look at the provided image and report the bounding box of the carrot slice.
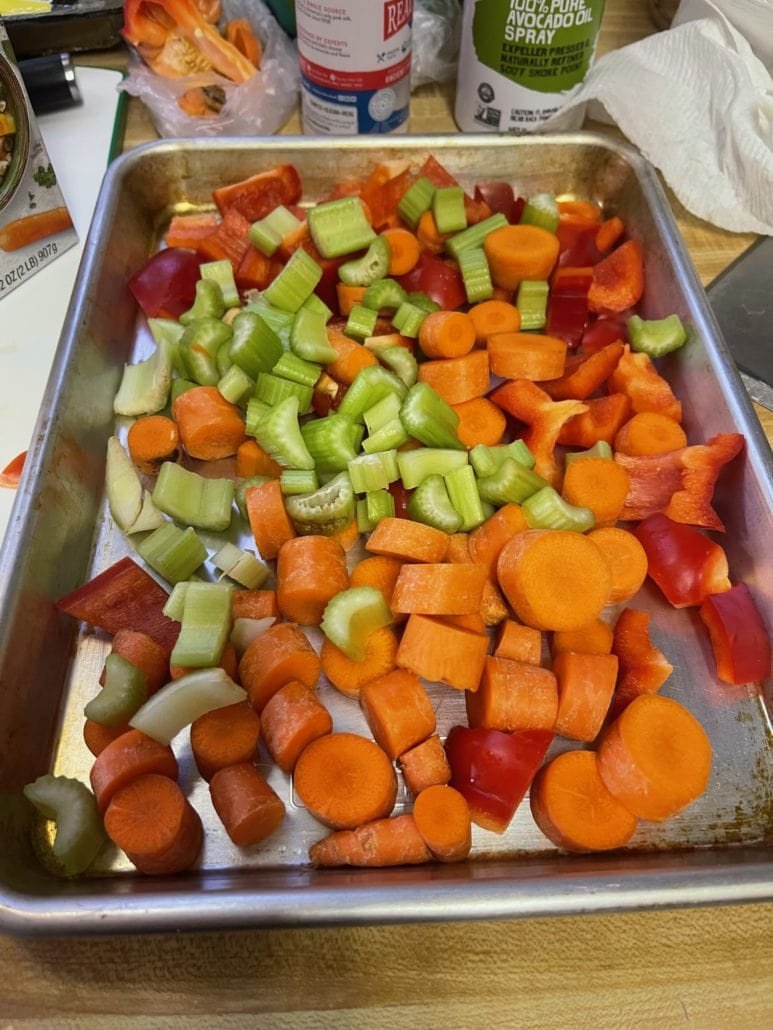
[466,656,558,732]
[238,621,320,712]
[487,332,567,382]
[309,813,430,867]
[336,283,367,316]
[613,412,688,456]
[245,479,296,560]
[398,734,452,796]
[260,681,332,772]
[276,535,350,626]
[190,701,261,781]
[557,393,632,449]
[209,763,286,846]
[483,224,560,289]
[552,618,614,657]
[127,415,180,475]
[587,527,648,604]
[83,719,130,758]
[321,626,399,699]
[391,562,487,616]
[325,324,378,384]
[349,554,404,611]
[90,729,178,813]
[468,503,529,576]
[381,227,421,276]
[552,651,619,742]
[359,669,436,760]
[418,310,476,359]
[561,455,630,524]
[451,396,507,448]
[172,386,246,461]
[413,785,472,863]
[417,349,490,405]
[588,240,644,314]
[396,614,489,693]
[494,620,542,665]
[365,517,448,563]
[232,589,278,621]
[468,299,521,345]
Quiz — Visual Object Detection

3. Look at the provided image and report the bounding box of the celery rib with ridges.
[152,462,234,532]
[307,195,376,258]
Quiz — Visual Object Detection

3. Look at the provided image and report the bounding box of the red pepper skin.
[128,247,203,319]
[699,584,771,685]
[396,252,467,312]
[580,313,630,354]
[634,513,731,608]
[474,181,517,222]
[445,726,553,833]
[0,450,26,488]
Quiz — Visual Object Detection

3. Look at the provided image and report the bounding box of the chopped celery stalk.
[476,457,549,506]
[84,653,148,727]
[131,667,246,745]
[216,339,233,378]
[362,417,410,454]
[245,398,272,436]
[407,473,463,534]
[137,523,208,583]
[252,395,315,470]
[289,305,337,363]
[516,279,549,330]
[307,195,376,258]
[218,364,254,406]
[348,450,399,493]
[405,291,441,314]
[114,337,174,416]
[362,278,407,313]
[148,317,184,376]
[458,247,493,303]
[301,292,333,321]
[212,542,269,589]
[523,486,595,532]
[400,382,464,450]
[565,441,614,466]
[320,585,393,661]
[446,213,509,259]
[201,258,240,309]
[627,313,687,357]
[433,185,467,234]
[132,490,168,534]
[171,378,197,403]
[152,461,235,532]
[301,413,359,472]
[284,470,355,535]
[249,204,301,256]
[519,192,559,233]
[281,469,319,495]
[169,581,234,670]
[364,392,403,434]
[397,447,468,490]
[391,300,426,338]
[470,440,536,476]
[231,616,276,658]
[366,488,394,524]
[106,436,143,533]
[255,372,314,413]
[235,475,271,520]
[338,235,390,287]
[337,364,407,422]
[243,299,294,347]
[23,774,106,877]
[373,345,418,388]
[229,309,283,378]
[263,247,322,312]
[397,176,435,229]
[345,303,379,341]
[179,277,226,325]
[444,464,486,531]
[356,497,376,533]
[163,581,190,622]
[179,318,232,387]
[273,350,322,387]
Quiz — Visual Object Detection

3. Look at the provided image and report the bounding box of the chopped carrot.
[396,614,489,693]
[336,283,367,316]
[293,732,398,830]
[90,729,177,813]
[359,669,436,760]
[439,612,487,634]
[350,554,404,611]
[561,455,630,524]
[466,656,558,732]
[190,701,261,781]
[391,562,487,616]
[494,620,542,665]
[468,503,529,576]
[416,209,448,254]
[487,332,567,382]
[468,299,521,345]
[223,18,262,67]
[260,680,332,772]
[232,589,278,621]
[164,212,219,250]
[104,773,203,874]
[238,621,320,713]
[452,396,507,448]
[417,350,490,405]
[209,763,286,846]
[418,310,476,359]
[607,344,682,423]
[276,535,349,626]
[480,578,510,627]
[172,385,246,461]
[610,608,673,716]
[309,813,430,867]
[365,516,448,563]
[557,393,632,449]
[0,206,73,252]
[614,412,688,456]
[551,650,619,742]
[530,750,638,852]
[325,325,378,384]
[597,694,712,820]
[83,719,129,758]
[321,626,399,699]
[398,735,451,796]
[413,785,472,863]
[587,527,648,604]
[105,629,169,695]
[245,479,296,560]
[552,618,614,657]
[127,415,180,475]
[588,240,645,314]
[381,227,421,276]
[595,216,625,254]
[483,224,560,289]
[541,341,624,400]
[235,439,282,478]
[497,530,612,632]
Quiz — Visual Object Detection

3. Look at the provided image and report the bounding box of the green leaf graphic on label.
[472,0,605,95]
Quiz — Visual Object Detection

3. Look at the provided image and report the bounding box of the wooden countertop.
[2,1,771,1024]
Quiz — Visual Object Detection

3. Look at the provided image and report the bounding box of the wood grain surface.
[3,1,771,1025]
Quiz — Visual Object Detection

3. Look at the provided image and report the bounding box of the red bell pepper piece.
[0,450,26,488]
[474,181,517,222]
[609,608,673,717]
[543,342,624,401]
[195,207,251,270]
[128,247,204,319]
[360,163,412,231]
[557,393,632,449]
[634,513,731,608]
[580,313,630,354]
[547,266,593,347]
[396,252,467,312]
[212,165,303,222]
[234,245,281,293]
[445,725,553,833]
[608,344,682,423]
[699,584,771,685]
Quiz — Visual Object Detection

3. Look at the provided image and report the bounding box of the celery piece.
[245,398,272,437]
[249,204,301,257]
[458,247,493,303]
[171,378,197,403]
[255,372,314,413]
[216,339,233,378]
[301,413,360,473]
[345,303,379,342]
[148,317,185,377]
[397,447,469,490]
[229,309,283,378]
[446,213,509,259]
[152,462,235,532]
[289,305,337,364]
[301,292,333,321]
[263,247,322,312]
[337,364,407,423]
[179,278,226,325]
[280,468,320,496]
[163,581,190,622]
[169,581,234,670]
[362,278,407,313]
[252,395,315,470]
[307,195,376,259]
[114,337,174,417]
[516,279,549,331]
[179,318,232,387]
[470,440,536,477]
[137,523,207,584]
[212,542,269,589]
[23,774,107,877]
[627,313,687,357]
[285,470,355,535]
[444,464,486,531]
[391,300,426,338]
[338,235,391,287]
[131,667,246,745]
[273,350,322,388]
[362,417,410,454]
[106,436,166,534]
[405,291,441,314]
[84,653,148,727]
[407,473,463,534]
[523,486,595,533]
[218,364,254,407]
[320,585,393,661]
[366,488,394,525]
[131,490,168,534]
[356,497,376,533]
[476,457,549,506]
[235,475,272,520]
[564,441,614,467]
[400,382,464,450]
[373,344,418,388]
[433,186,467,234]
[519,192,559,233]
[243,299,294,348]
[201,258,240,309]
[364,392,403,435]
[397,176,435,229]
[348,450,399,494]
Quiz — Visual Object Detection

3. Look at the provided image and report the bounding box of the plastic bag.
[411,0,462,90]
[119,0,300,138]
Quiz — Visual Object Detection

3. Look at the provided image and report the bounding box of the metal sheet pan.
[0,134,770,935]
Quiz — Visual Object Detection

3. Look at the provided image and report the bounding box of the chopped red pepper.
[234,245,281,293]
[557,393,632,449]
[474,181,517,222]
[580,313,630,354]
[128,247,203,319]
[608,344,682,423]
[542,341,623,401]
[546,265,592,347]
[610,607,673,717]
[195,206,251,271]
[699,584,771,685]
[0,450,26,488]
[396,252,467,312]
[212,165,302,222]
[360,164,413,231]
[634,514,731,608]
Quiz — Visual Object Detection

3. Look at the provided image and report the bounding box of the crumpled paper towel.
[545,0,773,235]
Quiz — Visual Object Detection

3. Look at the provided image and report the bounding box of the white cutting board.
[0,65,124,539]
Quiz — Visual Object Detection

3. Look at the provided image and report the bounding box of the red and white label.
[384,0,413,41]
